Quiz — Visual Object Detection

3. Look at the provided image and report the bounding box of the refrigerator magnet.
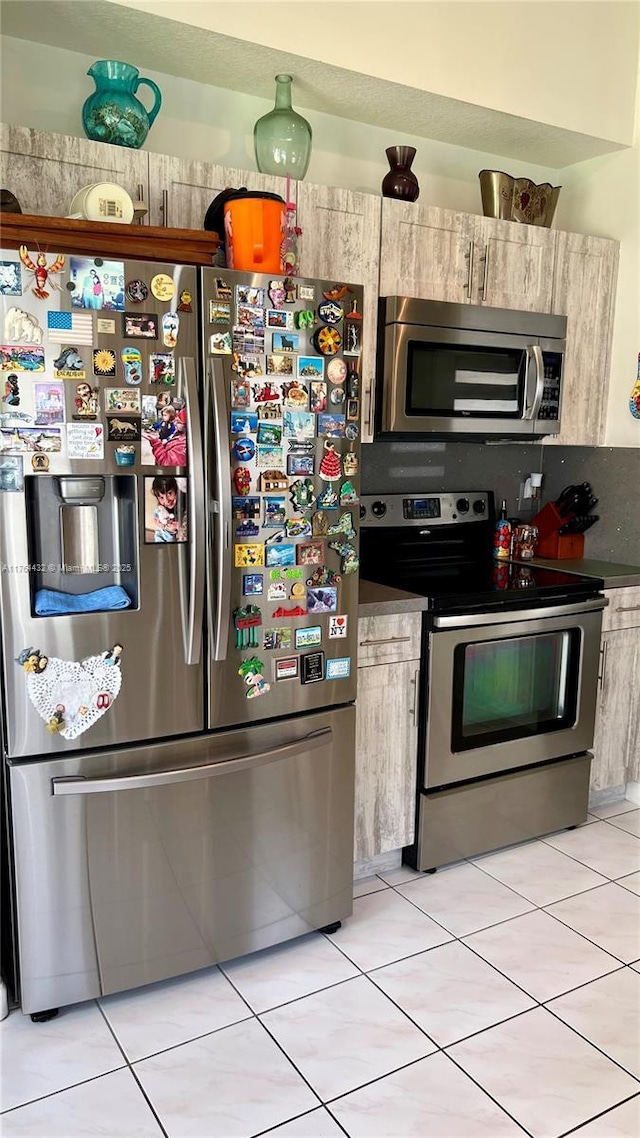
[268,280,286,308]
[263,627,292,651]
[294,309,315,330]
[328,615,348,638]
[232,355,264,380]
[289,478,315,511]
[253,379,281,404]
[311,510,329,537]
[235,543,264,568]
[104,387,140,414]
[297,541,324,567]
[69,258,124,311]
[210,331,232,355]
[243,573,264,596]
[328,540,359,575]
[256,445,284,470]
[123,313,158,339]
[121,347,142,385]
[265,543,295,568]
[106,416,141,443]
[31,453,49,472]
[260,470,288,492]
[150,273,175,302]
[318,414,345,440]
[53,347,85,380]
[214,278,232,301]
[290,580,306,600]
[298,285,315,302]
[316,485,339,510]
[125,279,148,304]
[306,565,341,587]
[322,284,348,302]
[326,656,351,680]
[149,353,176,386]
[283,410,315,440]
[0,260,22,296]
[266,309,294,331]
[329,387,345,406]
[0,455,23,491]
[283,278,297,303]
[263,496,287,527]
[233,495,260,520]
[313,326,341,356]
[210,301,231,324]
[33,382,65,426]
[272,332,299,353]
[237,656,270,699]
[257,422,282,447]
[266,354,293,377]
[285,517,311,539]
[236,285,265,308]
[96,318,116,335]
[297,356,324,381]
[93,348,117,378]
[339,480,359,505]
[318,300,343,325]
[282,380,308,409]
[287,452,314,477]
[1,344,45,372]
[3,307,42,344]
[346,398,359,421]
[295,626,322,650]
[236,520,259,539]
[162,312,179,349]
[233,605,262,651]
[233,466,252,495]
[307,586,337,614]
[231,377,251,408]
[345,422,359,441]
[310,381,327,413]
[144,475,188,543]
[233,436,256,462]
[237,305,265,332]
[267,581,287,601]
[231,411,258,434]
[344,322,362,355]
[274,656,299,682]
[343,449,359,476]
[300,651,324,684]
[327,511,356,539]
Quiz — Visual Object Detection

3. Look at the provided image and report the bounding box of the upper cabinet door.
[0,123,149,221]
[147,153,290,230]
[475,217,555,312]
[296,184,381,443]
[379,200,474,304]
[549,232,619,447]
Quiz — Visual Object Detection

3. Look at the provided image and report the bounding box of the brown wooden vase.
[381,146,420,202]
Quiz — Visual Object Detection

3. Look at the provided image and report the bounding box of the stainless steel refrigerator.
[0,247,361,1015]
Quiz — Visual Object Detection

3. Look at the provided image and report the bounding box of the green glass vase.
[82,60,162,149]
[254,75,312,180]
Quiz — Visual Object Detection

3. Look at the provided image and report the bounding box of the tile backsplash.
[361,441,640,566]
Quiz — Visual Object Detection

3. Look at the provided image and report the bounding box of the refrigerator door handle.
[209,357,232,661]
[51,727,333,794]
[180,356,205,665]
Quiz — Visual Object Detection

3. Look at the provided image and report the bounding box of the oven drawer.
[601,586,640,631]
[358,613,421,667]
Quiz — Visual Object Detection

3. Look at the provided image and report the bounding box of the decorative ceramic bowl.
[479,170,561,227]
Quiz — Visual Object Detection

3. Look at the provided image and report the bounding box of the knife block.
[531,502,585,560]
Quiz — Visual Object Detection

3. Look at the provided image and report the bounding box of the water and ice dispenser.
[26,474,139,614]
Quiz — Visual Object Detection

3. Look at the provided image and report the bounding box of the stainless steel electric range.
[360,491,607,871]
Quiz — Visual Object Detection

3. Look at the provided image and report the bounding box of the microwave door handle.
[209,357,231,662]
[179,356,204,665]
[523,345,544,420]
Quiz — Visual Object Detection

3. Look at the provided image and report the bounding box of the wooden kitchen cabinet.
[379,199,555,312]
[146,153,289,230]
[296,184,381,443]
[549,231,618,447]
[354,612,421,860]
[590,587,640,793]
[0,123,149,222]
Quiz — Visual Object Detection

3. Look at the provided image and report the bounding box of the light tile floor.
[1,804,640,1138]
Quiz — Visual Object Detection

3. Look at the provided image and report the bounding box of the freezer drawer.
[8,706,355,1014]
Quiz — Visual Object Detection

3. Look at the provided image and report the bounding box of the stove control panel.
[360,492,492,526]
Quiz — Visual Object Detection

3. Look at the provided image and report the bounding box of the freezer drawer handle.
[51,727,333,795]
[359,636,412,646]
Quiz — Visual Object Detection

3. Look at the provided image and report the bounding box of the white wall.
[109,0,639,145]
[555,86,640,448]
[0,35,562,214]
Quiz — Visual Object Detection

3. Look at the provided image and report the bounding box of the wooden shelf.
[0,212,220,265]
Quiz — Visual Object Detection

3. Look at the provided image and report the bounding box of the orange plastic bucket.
[223,193,285,273]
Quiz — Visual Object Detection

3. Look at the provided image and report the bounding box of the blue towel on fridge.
[34,585,131,616]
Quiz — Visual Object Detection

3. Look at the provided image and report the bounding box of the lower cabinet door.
[591,628,640,792]
[354,660,419,860]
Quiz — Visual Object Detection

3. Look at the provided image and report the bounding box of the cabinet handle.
[598,641,608,689]
[161,188,169,227]
[480,244,490,300]
[464,240,474,294]
[410,668,419,722]
[359,636,412,646]
[365,381,374,438]
[616,605,640,614]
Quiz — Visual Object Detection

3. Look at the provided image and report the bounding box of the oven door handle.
[432,596,608,629]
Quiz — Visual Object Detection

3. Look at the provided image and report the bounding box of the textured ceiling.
[0,0,627,168]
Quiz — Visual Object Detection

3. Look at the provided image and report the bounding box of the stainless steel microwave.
[376,297,567,438]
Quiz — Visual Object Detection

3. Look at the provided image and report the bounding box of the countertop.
[358,580,431,617]
[358,559,640,617]
[529,558,640,589]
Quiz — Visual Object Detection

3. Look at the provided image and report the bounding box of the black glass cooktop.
[359,492,604,615]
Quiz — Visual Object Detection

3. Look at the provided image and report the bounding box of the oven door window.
[452,629,580,751]
[407,342,526,419]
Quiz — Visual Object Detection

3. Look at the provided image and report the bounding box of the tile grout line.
[556,1089,640,1138]
[95,999,170,1138]
[543,988,640,1087]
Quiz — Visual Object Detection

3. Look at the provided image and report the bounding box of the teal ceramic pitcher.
[82,61,162,149]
